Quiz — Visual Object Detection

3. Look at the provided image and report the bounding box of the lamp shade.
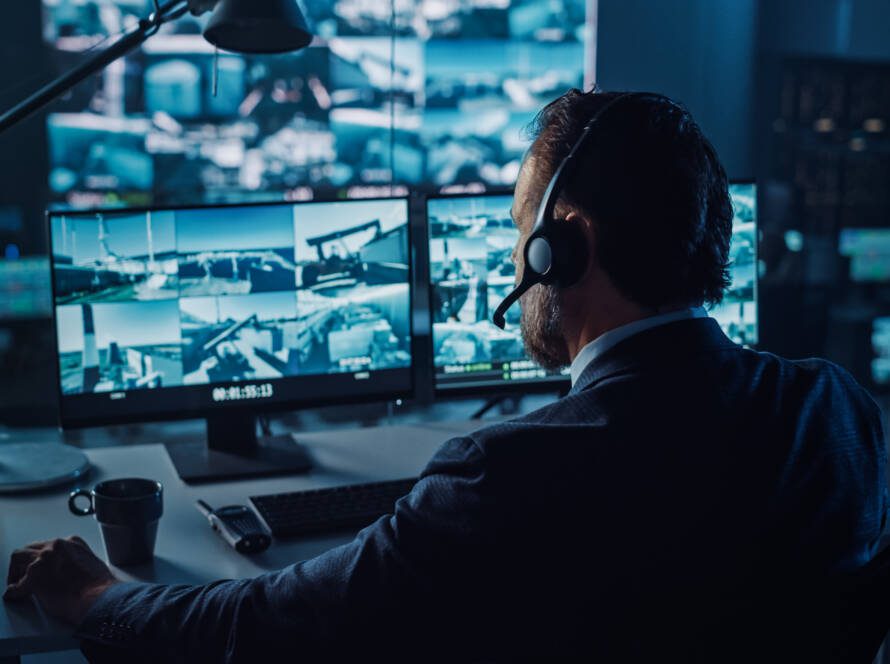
[203,0,313,54]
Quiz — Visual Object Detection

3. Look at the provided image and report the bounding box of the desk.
[0,422,480,662]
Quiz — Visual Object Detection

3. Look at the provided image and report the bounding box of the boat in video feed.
[51,211,178,305]
[176,204,297,298]
[56,300,183,395]
[708,183,758,346]
[294,200,412,374]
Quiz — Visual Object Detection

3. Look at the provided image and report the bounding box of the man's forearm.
[77,577,260,663]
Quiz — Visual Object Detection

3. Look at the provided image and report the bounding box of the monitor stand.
[165,413,312,484]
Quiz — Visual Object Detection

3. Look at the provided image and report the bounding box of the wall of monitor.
[1,0,890,426]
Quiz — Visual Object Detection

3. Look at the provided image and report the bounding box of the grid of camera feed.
[41,0,587,206]
[429,185,759,390]
[51,199,411,396]
[428,194,570,390]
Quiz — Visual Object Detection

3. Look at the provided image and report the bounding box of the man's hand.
[4,536,118,625]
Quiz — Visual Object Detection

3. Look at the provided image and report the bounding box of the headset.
[492,91,661,329]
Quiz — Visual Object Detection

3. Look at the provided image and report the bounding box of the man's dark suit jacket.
[78,318,888,662]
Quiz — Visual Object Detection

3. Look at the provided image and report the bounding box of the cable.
[0,27,127,102]
[258,415,273,437]
[388,1,396,192]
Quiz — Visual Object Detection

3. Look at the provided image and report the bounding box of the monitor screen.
[838,228,890,283]
[0,257,53,319]
[428,183,758,391]
[49,198,413,426]
[872,317,890,387]
[427,193,570,392]
[707,182,758,346]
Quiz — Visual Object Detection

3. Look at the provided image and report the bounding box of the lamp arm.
[0,0,193,135]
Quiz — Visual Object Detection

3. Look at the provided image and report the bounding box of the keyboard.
[250,477,418,539]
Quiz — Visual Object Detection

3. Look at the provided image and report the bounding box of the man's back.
[75,317,888,662]
[455,316,887,657]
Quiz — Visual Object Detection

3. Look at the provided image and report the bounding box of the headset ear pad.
[543,219,589,288]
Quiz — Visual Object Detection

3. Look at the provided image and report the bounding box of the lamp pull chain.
[212,46,219,97]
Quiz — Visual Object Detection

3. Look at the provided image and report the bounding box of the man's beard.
[520,284,570,371]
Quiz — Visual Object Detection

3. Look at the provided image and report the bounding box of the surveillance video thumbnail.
[180,292,300,385]
[51,211,178,305]
[293,199,412,373]
[422,40,583,187]
[707,183,758,346]
[176,205,297,298]
[56,300,183,395]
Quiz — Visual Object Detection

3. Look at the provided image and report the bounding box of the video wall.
[41,0,588,207]
[51,199,411,395]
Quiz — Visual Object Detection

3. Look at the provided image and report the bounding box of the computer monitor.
[872,317,890,388]
[427,192,570,394]
[839,228,890,283]
[0,256,53,320]
[48,197,413,482]
[426,182,758,393]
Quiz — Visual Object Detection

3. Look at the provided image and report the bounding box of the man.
[6,90,888,662]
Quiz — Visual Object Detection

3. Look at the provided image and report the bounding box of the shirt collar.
[569,307,710,386]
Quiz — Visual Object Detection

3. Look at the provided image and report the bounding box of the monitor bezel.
[47,195,416,430]
[424,189,571,397]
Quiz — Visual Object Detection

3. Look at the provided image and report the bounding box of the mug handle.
[68,489,94,516]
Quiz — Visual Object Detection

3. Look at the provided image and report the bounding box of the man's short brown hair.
[527,89,733,308]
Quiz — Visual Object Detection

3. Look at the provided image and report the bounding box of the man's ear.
[561,209,596,286]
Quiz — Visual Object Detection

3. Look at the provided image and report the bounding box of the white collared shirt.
[569,307,710,386]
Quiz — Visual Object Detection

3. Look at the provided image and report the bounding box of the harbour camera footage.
[56,300,183,395]
[430,187,759,387]
[707,183,758,347]
[293,200,412,373]
[41,0,588,204]
[51,211,178,305]
[428,194,563,386]
[176,205,297,298]
[51,200,412,397]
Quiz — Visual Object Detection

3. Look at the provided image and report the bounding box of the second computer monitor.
[428,193,570,392]
[427,184,758,392]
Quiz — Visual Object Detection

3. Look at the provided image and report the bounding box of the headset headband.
[492,91,651,329]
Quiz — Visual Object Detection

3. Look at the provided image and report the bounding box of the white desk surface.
[0,421,481,658]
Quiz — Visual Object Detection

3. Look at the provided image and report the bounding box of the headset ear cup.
[525,236,553,277]
[548,221,589,288]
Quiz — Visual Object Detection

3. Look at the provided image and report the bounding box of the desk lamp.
[0,0,313,134]
[0,0,313,492]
